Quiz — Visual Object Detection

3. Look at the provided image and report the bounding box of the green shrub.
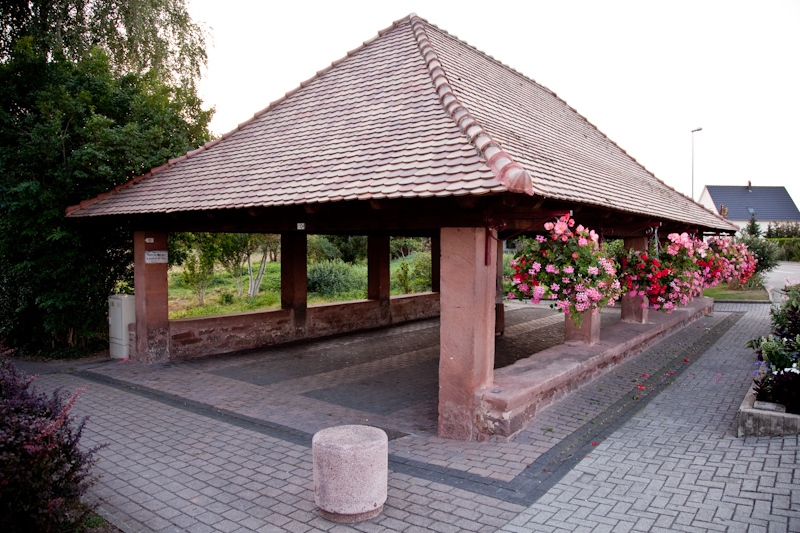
[307,260,366,295]
[768,238,800,262]
[765,221,800,238]
[738,235,779,274]
[390,237,424,259]
[307,235,341,263]
[219,291,235,305]
[0,359,103,532]
[391,252,432,294]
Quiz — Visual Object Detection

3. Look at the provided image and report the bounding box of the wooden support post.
[281,232,307,336]
[495,238,505,335]
[431,235,441,292]
[438,227,496,440]
[133,230,170,363]
[368,236,391,323]
[621,236,649,324]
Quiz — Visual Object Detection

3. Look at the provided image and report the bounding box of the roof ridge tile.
[408,14,541,197]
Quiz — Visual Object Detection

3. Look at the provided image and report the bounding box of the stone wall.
[167,292,440,360]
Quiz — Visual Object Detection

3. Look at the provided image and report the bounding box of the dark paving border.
[74,311,742,506]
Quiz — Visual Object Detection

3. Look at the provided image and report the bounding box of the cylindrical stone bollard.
[312,425,388,523]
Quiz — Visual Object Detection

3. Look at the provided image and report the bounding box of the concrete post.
[368,236,391,324]
[438,227,496,440]
[281,232,307,336]
[133,230,170,363]
[621,236,649,324]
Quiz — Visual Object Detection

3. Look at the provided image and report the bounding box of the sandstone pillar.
[133,230,170,363]
[281,232,307,336]
[621,236,649,324]
[438,227,496,440]
[368,236,391,323]
[564,310,600,345]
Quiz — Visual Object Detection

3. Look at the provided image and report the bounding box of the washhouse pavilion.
[67,14,738,440]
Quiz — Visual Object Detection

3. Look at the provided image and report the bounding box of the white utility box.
[109,294,136,359]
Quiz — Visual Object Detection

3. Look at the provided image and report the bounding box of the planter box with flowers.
[506,215,621,345]
[741,283,800,437]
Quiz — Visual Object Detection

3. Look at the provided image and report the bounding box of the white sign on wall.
[145,250,168,264]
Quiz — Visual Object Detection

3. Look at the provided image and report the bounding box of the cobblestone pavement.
[23,303,799,532]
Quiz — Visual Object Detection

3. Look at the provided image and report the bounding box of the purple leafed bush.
[0,358,103,532]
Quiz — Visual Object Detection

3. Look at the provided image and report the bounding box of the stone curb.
[713,299,771,304]
[737,382,800,437]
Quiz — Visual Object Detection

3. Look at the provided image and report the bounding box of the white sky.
[188,0,800,211]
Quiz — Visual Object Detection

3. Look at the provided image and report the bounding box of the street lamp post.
[691,127,702,200]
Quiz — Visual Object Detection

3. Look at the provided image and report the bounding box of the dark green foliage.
[390,237,423,259]
[767,238,800,262]
[307,235,341,263]
[0,44,211,353]
[307,260,366,295]
[743,214,762,237]
[391,252,432,294]
[765,221,800,238]
[327,235,368,264]
[0,358,103,531]
[748,283,800,413]
[737,235,779,275]
[772,283,800,340]
[0,0,207,87]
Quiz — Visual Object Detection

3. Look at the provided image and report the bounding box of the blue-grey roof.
[705,185,800,221]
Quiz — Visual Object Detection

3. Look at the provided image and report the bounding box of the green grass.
[168,255,433,320]
[703,283,770,301]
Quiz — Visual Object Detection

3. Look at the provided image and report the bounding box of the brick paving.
[22,302,800,532]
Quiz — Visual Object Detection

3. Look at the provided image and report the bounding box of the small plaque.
[145,250,168,264]
[297,222,306,230]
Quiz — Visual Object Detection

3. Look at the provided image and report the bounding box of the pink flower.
[546,264,559,274]
[554,221,569,235]
[550,283,560,292]
[578,237,588,246]
[563,266,574,274]
[530,262,541,273]
[544,222,554,230]
[562,236,569,242]
[588,266,599,275]
[507,292,515,299]
[536,235,546,243]
[572,252,579,259]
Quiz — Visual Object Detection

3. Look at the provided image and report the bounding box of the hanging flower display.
[706,236,757,284]
[620,233,757,313]
[506,215,621,326]
[620,232,703,312]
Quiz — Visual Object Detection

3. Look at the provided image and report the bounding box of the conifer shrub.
[0,359,102,532]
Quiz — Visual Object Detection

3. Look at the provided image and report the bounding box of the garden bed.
[737,384,800,437]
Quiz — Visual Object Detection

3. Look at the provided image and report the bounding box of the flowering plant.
[619,233,706,312]
[619,251,672,308]
[706,236,757,284]
[506,215,621,325]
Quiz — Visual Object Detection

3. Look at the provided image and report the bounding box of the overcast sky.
[188,0,800,212]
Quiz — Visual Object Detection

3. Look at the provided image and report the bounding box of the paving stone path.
[23,302,799,532]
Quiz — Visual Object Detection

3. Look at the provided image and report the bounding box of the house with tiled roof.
[699,183,800,231]
[66,14,736,440]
